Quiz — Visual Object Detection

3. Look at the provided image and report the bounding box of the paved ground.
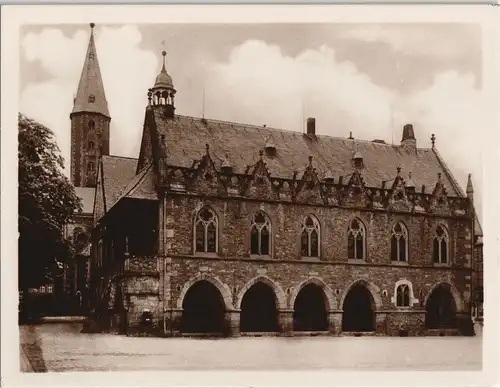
[20,323,482,372]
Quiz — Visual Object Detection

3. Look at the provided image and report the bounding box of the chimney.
[306,117,316,136]
[401,123,417,151]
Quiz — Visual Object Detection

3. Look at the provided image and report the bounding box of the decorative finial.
[259,149,264,159]
[309,156,313,165]
[147,88,153,105]
[205,143,210,154]
[90,23,95,29]
[161,50,167,72]
[466,173,474,196]
[406,171,415,189]
[396,166,401,175]
[221,153,231,169]
[431,133,436,148]
[437,172,442,181]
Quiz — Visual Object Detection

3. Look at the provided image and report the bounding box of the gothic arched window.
[194,207,218,254]
[88,141,95,151]
[396,284,410,307]
[347,218,365,260]
[87,162,95,173]
[300,215,320,258]
[391,222,408,262]
[250,211,271,256]
[88,120,95,131]
[433,225,449,264]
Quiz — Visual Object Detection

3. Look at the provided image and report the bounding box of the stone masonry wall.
[120,194,473,336]
[166,195,473,269]
[70,112,110,187]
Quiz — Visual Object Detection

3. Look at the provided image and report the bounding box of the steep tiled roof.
[74,187,95,214]
[72,26,110,118]
[119,163,158,202]
[101,155,138,211]
[152,111,462,196]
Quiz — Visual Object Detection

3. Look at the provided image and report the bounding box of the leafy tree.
[18,113,82,291]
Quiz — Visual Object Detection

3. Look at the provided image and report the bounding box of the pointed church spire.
[71,23,110,118]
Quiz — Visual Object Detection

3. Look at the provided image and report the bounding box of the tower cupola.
[150,50,176,118]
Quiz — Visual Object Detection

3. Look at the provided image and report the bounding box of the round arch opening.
[181,280,226,334]
[240,282,279,333]
[425,284,457,329]
[293,284,328,331]
[342,284,375,332]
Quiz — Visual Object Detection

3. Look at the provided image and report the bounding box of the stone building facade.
[69,25,481,337]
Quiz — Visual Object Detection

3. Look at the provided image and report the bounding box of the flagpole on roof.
[301,98,305,133]
[202,83,206,120]
[391,101,395,146]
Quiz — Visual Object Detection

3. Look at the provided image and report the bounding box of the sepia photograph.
[1,4,498,387]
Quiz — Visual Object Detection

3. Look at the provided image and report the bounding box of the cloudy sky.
[19,23,484,218]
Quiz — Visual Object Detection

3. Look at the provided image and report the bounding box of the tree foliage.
[18,113,82,290]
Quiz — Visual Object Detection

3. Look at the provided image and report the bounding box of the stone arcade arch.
[340,280,381,333]
[293,284,329,331]
[289,278,337,332]
[424,282,461,329]
[235,275,287,310]
[176,274,234,335]
[237,276,286,333]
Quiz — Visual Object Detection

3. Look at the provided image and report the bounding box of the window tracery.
[250,211,271,256]
[433,225,449,264]
[396,284,410,307]
[194,207,218,254]
[391,222,408,262]
[300,215,320,258]
[392,279,418,308]
[347,218,365,260]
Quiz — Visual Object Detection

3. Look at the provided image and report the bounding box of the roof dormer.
[352,147,363,169]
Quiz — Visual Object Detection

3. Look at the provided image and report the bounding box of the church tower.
[70,23,111,187]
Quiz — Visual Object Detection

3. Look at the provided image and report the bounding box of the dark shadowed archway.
[240,282,279,332]
[425,284,457,329]
[342,284,375,332]
[181,280,226,334]
[293,284,328,331]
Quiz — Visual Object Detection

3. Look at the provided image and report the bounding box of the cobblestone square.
[20,323,482,372]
